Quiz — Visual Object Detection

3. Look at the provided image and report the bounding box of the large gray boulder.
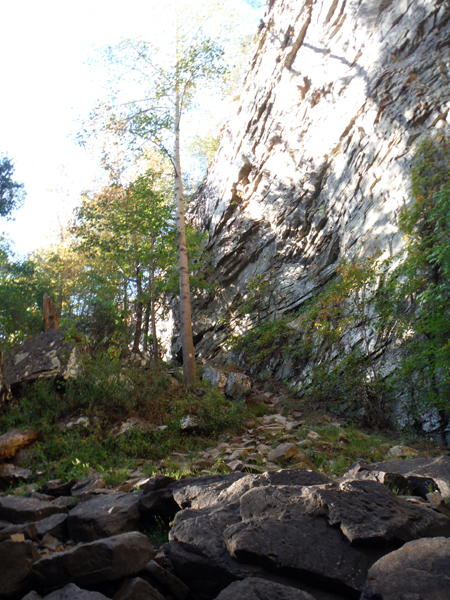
[0,539,39,599]
[67,492,140,542]
[169,473,450,599]
[169,503,266,599]
[360,537,450,600]
[33,532,155,593]
[5,329,78,388]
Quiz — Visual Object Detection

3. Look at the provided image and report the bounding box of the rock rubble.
[1,452,450,600]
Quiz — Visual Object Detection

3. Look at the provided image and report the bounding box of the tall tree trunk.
[143,301,151,353]
[133,264,143,353]
[174,92,196,386]
[150,237,159,369]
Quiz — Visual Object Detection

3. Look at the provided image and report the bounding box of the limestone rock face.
[167,0,450,368]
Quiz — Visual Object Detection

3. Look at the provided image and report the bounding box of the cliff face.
[169,0,450,367]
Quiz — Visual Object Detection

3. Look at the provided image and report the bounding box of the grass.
[0,351,247,487]
[0,350,446,490]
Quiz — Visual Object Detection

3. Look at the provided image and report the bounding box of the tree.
[88,9,228,385]
[0,156,25,218]
[0,157,26,408]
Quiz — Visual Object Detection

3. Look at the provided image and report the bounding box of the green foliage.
[0,252,47,347]
[0,351,246,482]
[230,319,291,366]
[385,135,450,416]
[232,134,450,428]
[189,131,221,169]
[0,156,25,219]
[239,272,276,324]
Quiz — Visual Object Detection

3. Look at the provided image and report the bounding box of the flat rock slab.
[361,537,450,600]
[35,513,68,540]
[315,479,450,543]
[214,578,316,600]
[0,539,39,598]
[33,531,155,593]
[44,584,110,600]
[0,429,37,461]
[0,496,68,524]
[68,492,140,542]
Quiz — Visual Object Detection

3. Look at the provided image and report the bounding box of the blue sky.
[1,0,263,256]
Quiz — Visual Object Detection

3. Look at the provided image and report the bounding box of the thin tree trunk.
[174,90,196,386]
[133,264,143,353]
[150,244,159,369]
[143,301,150,353]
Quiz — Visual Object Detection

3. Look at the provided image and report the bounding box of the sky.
[0,0,264,257]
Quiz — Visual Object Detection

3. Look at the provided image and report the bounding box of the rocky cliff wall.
[167,0,450,369]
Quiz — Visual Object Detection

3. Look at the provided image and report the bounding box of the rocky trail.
[2,387,450,600]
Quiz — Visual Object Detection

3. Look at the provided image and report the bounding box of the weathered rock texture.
[164,0,450,374]
[5,329,78,388]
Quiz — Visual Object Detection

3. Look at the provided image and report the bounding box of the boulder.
[361,537,450,600]
[386,445,419,459]
[67,492,140,542]
[0,496,67,524]
[0,463,33,490]
[203,367,228,393]
[5,329,78,388]
[113,577,165,600]
[180,415,200,431]
[140,473,247,518]
[214,578,316,600]
[71,474,106,497]
[43,584,110,600]
[0,429,37,461]
[22,592,42,600]
[225,373,252,397]
[35,513,68,540]
[33,531,155,593]
[0,539,39,599]
[268,443,298,463]
[224,498,379,595]
[169,503,266,599]
[366,455,450,498]
[142,560,190,600]
[0,522,37,542]
[168,471,334,598]
[41,479,77,497]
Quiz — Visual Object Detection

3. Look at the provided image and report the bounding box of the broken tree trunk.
[43,293,59,332]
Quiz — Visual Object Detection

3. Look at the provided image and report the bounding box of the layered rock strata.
[165,0,450,369]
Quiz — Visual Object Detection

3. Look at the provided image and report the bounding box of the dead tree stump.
[43,293,59,332]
